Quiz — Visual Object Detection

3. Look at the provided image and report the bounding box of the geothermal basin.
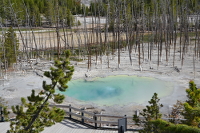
[61,75,174,106]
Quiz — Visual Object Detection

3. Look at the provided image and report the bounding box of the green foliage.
[149,119,200,133]
[133,81,200,132]
[0,97,10,121]
[7,50,74,133]
[3,106,10,121]
[0,27,19,67]
[0,0,81,27]
[108,20,114,32]
[133,93,163,132]
[77,20,81,26]
[89,2,107,16]
[186,81,200,107]
[142,93,163,121]
[182,81,200,127]
[0,0,198,28]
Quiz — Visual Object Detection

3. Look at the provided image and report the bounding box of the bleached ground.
[0,43,200,117]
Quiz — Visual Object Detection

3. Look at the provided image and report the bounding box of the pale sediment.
[0,48,200,117]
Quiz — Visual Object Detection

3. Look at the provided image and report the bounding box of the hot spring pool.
[60,75,174,106]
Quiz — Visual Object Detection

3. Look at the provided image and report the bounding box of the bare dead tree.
[55,0,61,58]
[8,0,29,60]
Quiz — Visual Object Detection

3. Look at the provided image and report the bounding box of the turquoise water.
[61,75,174,106]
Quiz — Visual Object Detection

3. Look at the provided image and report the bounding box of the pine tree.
[133,93,163,132]
[7,50,74,133]
[0,97,10,121]
[182,81,200,127]
[0,27,19,67]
